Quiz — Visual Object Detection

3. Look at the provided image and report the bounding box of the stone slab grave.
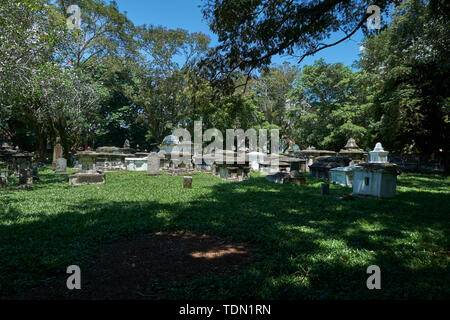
[69,170,106,186]
[147,153,162,176]
[352,143,400,199]
[69,153,106,186]
[330,166,359,188]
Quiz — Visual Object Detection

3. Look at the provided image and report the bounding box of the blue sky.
[115,0,365,69]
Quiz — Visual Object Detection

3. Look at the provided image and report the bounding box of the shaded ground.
[7,232,253,300]
[0,170,449,299]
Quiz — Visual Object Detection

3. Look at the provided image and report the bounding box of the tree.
[125,26,211,144]
[55,0,137,68]
[359,0,449,156]
[251,63,299,131]
[287,59,370,150]
[201,0,394,84]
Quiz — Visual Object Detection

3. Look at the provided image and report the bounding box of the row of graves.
[67,135,401,199]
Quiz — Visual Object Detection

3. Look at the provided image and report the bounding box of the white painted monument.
[369,143,389,163]
[352,143,399,198]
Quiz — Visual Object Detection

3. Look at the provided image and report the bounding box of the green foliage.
[201,0,394,78]
[287,60,371,150]
[360,0,450,154]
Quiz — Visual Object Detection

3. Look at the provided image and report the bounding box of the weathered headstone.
[123,139,130,149]
[56,158,67,173]
[147,153,161,176]
[52,137,64,169]
[183,176,192,189]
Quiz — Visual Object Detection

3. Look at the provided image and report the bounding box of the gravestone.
[52,137,64,169]
[56,158,67,173]
[321,183,330,195]
[183,176,192,189]
[0,172,7,189]
[123,139,130,148]
[147,153,161,176]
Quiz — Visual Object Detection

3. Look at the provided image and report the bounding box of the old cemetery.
[1,0,449,303]
[0,134,448,300]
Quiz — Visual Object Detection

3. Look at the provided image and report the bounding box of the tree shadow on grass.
[0,173,449,299]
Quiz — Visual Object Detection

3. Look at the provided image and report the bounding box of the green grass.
[0,168,449,299]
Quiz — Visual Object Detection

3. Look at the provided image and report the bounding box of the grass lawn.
[0,168,449,299]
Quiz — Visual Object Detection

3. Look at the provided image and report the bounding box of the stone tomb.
[13,152,34,188]
[352,143,399,198]
[0,171,7,189]
[297,147,337,172]
[214,151,251,181]
[338,138,366,165]
[330,166,359,188]
[70,152,106,186]
[309,156,351,180]
[352,163,399,199]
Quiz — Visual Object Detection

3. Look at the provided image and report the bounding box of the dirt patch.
[10,232,253,300]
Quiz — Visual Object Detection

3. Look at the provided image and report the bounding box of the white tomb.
[125,157,148,171]
[352,164,399,198]
[351,143,399,198]
[330,166,358,187]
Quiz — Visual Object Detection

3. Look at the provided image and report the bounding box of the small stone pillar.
[183,176,192,189]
